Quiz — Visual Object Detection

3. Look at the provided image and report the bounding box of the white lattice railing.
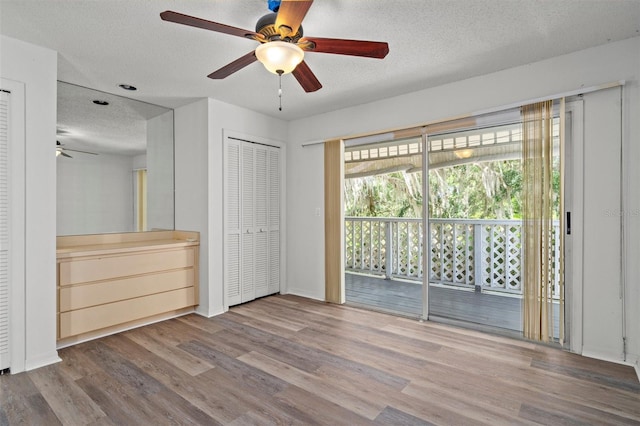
[345,217,561,296]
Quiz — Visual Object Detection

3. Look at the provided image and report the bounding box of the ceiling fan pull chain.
[277,69,283,111]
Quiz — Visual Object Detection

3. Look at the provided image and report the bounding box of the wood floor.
[2,294,639,425]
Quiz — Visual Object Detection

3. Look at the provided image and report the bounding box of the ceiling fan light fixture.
[454,149,474,159]
[255,41,304,75]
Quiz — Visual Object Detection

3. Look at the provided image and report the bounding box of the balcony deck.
[344,216,562,338]
[345,272,523,333]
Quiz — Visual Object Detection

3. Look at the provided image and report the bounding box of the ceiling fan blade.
[292,61,322,93]
[64,148,98,155]
[60,151,73,158]
[300,37,389,58]
[160,11,264,41]
[275,0,313,38]
[208,51,258,79]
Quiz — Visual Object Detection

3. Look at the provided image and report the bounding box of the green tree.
[344,159,550,220]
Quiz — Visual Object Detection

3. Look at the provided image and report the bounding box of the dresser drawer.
[58,287,196,339]
[58,268,194,312]
[59,247,195,286]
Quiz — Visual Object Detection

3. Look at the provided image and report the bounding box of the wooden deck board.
[1,294,638,425]
[346,272,523,332]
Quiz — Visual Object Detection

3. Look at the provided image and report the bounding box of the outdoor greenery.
[344,159,560,219]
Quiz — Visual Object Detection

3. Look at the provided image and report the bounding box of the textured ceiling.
[2,0,640,130]
[57,82,171,155]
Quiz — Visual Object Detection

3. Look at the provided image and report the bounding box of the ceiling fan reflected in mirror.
[56,141,98,158]
[160,0,390,93]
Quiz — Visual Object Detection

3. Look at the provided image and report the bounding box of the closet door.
[0,91,10,370]
[224,137,281,307]
[224,139,242,306]
[254,145,269,298]
[241,143,256,303]
[267,148,280,295]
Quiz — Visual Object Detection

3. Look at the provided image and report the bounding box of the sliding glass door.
[344,137,424,317]
[342,106,566,341]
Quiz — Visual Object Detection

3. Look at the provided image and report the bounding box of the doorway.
[344,137,424,317]
[343,107,566,339]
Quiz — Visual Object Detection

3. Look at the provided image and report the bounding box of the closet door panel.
[268,148,280,231]
[255,146,268,229]
[0,91,9,369]
[254,230,269,298]
[267,148,281,295]
[224,140,242,306]
[268,229,280,295]
[241,144,255,302]
[241,233,255,303]
[224,138,281,307]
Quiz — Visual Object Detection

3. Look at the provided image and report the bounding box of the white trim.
[618,85,628,362]
[564,100,585,355]
[24,352,61,371]
[194,308,226,318]
[300,80,626,148]
[581,350,631,367]
[421,133,429,320]
[471,81,625,117]
[284,286,324,301]
[1,79,26,373]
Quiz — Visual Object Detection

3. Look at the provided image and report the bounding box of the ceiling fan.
[56,141,98,158]
[160,0,389,93]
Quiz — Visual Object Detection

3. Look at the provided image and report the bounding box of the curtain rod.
[471,80,625,117]
[300,80,625,148]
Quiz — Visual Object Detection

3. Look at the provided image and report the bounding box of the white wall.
[175,99,211,315]
[0,35,59,372]
[580,87,624,361]
[287,36,640,368]
[57,153,135,235]
[147,110,174,231]
[132,153,146,170]
[174,98,287,317]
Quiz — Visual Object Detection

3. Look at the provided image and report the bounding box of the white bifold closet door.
[0,91,10,370]
[225,137,280,307]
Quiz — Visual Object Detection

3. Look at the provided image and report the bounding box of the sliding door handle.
[566,212,571,235]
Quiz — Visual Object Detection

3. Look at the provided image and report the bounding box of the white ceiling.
[57,81,171,155]
[2,0,640,124]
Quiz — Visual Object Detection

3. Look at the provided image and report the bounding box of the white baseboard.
[628,354,640,381]
[195,306,225,318]
[581,349,635,368]
[282,287,325,302]
[25,352,62,372]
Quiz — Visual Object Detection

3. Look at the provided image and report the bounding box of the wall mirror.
[56,81,174,236]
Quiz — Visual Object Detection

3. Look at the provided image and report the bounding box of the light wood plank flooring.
[2,294,639,425]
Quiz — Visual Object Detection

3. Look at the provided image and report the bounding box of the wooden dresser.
[56,230,199,347]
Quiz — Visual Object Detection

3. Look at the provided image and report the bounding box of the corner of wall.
[285,286,325,302]
[25,353,62,372]
[629,352,640,381]
[194,305,226,318]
